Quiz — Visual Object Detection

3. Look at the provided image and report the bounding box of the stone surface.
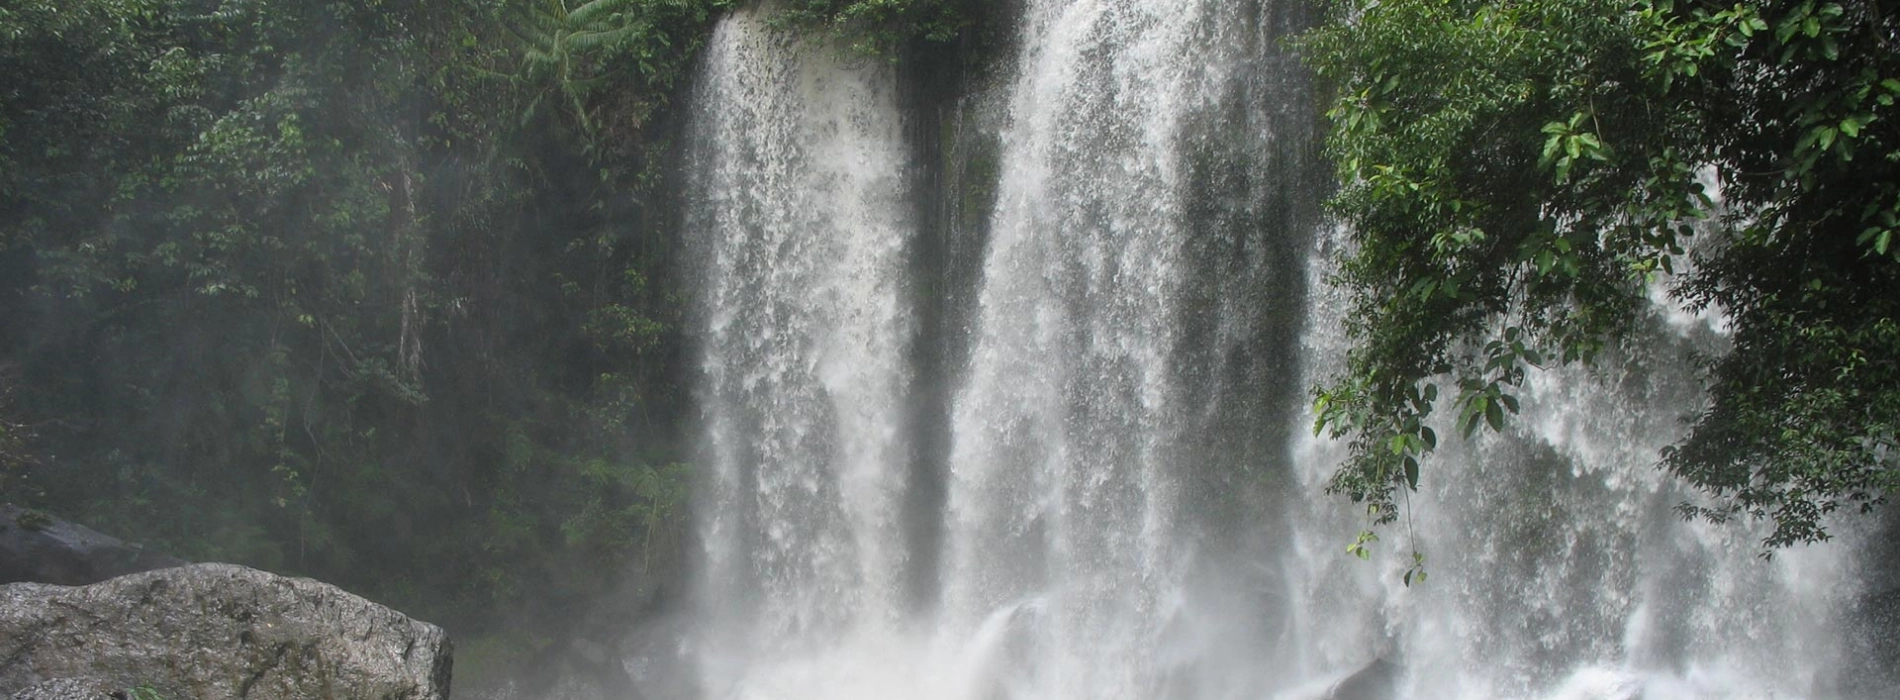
[1325,657,1399,700]
[0,563,451,700]
[6,679,114,700]
[1831,509,1900,700]
[0,504,186,586]
[1837,584,1900,700]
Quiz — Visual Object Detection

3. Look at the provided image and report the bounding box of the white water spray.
[679,1,1867,698]
[683,7,916,686]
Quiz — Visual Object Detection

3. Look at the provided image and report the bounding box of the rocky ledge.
[0,563,451,700]
[0,504,186,586]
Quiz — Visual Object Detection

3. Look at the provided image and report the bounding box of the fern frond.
[564,74,616,92]
[519,93,546,128]
[563,24,641,52]
[567,0,640,28]
[468,65,524,83]
[520,46,562,66]
[499,10,558,46]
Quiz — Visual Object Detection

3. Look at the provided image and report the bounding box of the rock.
[1832,509,1900,700]
[1326,657,1400,700]
[0,504,186,586]
[1837,584,1900,700]
[7,679,114,700]
[0,563,452,700]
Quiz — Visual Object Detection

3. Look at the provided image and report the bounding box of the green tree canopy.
[1301,0,1900,552]
[0,1,725,683]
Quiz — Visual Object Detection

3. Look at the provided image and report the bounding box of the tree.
[1300,0,1900,554]
[0,0,717,673]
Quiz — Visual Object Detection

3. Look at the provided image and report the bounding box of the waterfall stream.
[678,1,1864,699]
[684,6,916,671]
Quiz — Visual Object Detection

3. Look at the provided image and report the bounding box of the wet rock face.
[6,678,115,700]
[1326,657,1399,700]
[0,504,186,586]
[0,563,452,700]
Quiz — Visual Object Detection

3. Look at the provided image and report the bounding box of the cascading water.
[1285,229,1863,699]
[683,6,917,685]
[678,0,1869,698]
[932,1,1311,698]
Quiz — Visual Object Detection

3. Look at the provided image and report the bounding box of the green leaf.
[1461,396,1488,438]
[1540,135,1564,167]
[1348,530,1378,560]
[1776,15,1800,44]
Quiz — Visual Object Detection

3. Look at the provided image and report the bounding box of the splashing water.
[679,2,1867,699]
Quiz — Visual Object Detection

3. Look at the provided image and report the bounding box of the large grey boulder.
[0,563,451,700]
[0,504,186,586]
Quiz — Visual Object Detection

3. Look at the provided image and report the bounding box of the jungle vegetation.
[1,0,728,685]
[1301,0,1900,559]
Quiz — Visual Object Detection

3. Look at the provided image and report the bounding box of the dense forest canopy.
[0,0,736,683]
[1302,0,1900,557]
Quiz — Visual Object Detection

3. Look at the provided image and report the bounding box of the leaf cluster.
[774,0,972,56]
[1301,0,1900,551]
[482,0,731,154]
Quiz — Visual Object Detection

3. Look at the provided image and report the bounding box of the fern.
[484,0,727,146]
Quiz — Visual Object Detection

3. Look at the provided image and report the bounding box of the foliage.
[455,628,557,690]
[0,383,29,496]
[0,0,719,660]
[485,0,730,154]
[1302,0,1900,551]
[776,0,970,56]
[14,508,52,532]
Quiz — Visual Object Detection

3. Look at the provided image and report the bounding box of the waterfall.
[683,6,916,682]
[1286,226,1861,699]
[679,1,1865,698]
[934,0,1310,697]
